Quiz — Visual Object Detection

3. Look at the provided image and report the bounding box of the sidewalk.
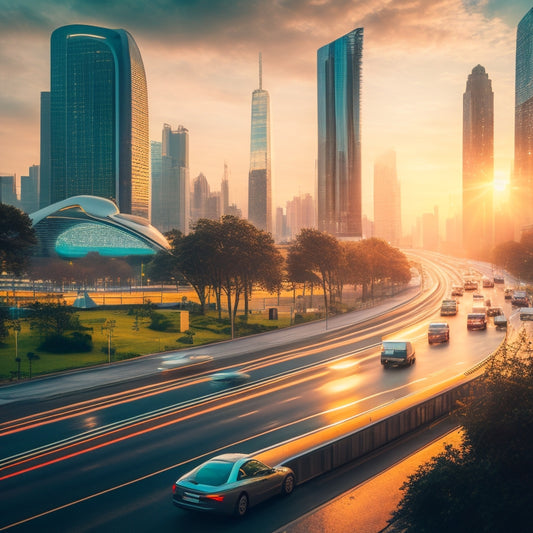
[276,419,463,533]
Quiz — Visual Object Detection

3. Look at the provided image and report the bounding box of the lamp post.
[103,319,116,364]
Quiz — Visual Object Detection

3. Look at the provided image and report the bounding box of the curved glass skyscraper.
[248,53,271,233]
[514,8,533,232]
[48,25,149,219]
[317,28,363,238]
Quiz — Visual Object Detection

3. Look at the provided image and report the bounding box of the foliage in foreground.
[389,331,533,532]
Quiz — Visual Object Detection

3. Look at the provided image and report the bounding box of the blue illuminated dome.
[30,196,170,259]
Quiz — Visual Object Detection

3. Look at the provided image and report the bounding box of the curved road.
[0,253,507,532]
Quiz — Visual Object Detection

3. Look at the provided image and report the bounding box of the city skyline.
[0,1,531,234]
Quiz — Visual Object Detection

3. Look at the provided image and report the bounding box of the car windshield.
[191,461,234,486]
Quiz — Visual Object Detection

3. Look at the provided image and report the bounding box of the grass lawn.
[0,307,296,382]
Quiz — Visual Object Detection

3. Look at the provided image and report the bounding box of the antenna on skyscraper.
[259,52,262,90]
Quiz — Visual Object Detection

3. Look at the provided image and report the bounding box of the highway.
[0,253,509,532]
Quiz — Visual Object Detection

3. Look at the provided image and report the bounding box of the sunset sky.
[0,0,531,234]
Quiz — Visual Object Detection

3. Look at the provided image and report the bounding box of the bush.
[39,332,93,353]
[149,311,175,332]
[177,329,195,344]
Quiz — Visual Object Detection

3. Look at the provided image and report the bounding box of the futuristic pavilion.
[30,196,170,259]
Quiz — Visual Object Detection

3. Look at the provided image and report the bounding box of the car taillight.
[172,484,177,493]
[205,494,224,502]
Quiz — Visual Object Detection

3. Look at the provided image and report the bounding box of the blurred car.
[493,275,504,284]
[158,354,212,371]
[482,277,494,288]
[487,306,503,317]
[504,288,513,299]
[172,453,295,516]
[428,322,450,344]
[209,370,251,386]
[451,285,464,297]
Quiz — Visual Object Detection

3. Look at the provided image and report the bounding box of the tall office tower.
[317,28,363,238]
[191,173,210,223]
[0,174,17,207]
[463,65,494,257]
[39,91,51,209]
[221,162,230,216]
[248,53,272,232]
[20,165,40,214]
[49,24,149,218]
[152,124,190,234]
[373,149,401,246]
[150,141,162,226]
[286,193,316,240]
[514,8,533,234]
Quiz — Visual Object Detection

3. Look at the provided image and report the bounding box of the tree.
[0,203,37,276]
[389,333,533,532]
[287,229,342,315]
[29,299,76,337]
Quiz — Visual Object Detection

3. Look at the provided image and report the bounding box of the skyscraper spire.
[259,52,262,90]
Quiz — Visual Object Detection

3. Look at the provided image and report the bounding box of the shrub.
[149,311,175,332]
[39,332,93,353]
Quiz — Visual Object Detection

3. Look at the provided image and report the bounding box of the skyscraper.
[152,124,190,234]
[39,91,51,209]
[221,162,230,216]
[514,8,533,233]
[248,53,271,232]
[48,24,149,219]
[317,28,363,238]
[373,149,401,246]
[463,65,494,257]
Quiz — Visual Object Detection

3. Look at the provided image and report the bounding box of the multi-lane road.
[0,253,509,532]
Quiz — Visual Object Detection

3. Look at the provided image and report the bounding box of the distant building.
[286,193,315,240]
[48,24,149,218]
[39,91,51,209]
[275,206,287,243]
[317,28,363,238]
[463,65,494,258]
[373,150,401,246]
[514,8,533,235]
[0,174,17,207]
[150,140,162,225]
[248,53,272,232]
[422,207,439,252]
[20,165,40,214]
[152,124,190,234]
[221,163,230,216]
[30,196,169,259]
[191,173,219,222]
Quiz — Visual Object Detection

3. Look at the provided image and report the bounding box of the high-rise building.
[0,174,17,207]
[150,140,162,225]
[191,173,211,223]
[39,91,51,209]
[48,24,149,219]
[20,165,40,214]
[514,8,533,234]
[317,28,363,238]
[221,163,230,216]
[373,149,401,246]
[286,193,316,240]
[151,124,190,234]
[463,64,494,257]
[248,53,271,232]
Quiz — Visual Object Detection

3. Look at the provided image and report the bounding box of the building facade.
[514,8,533,234]
[20,165,40,214]
[373,149,401,246]
[151,124,190,234]
[39,91,51,209]
[317,28,363,238]
[48,24,149,219]
[463,64,494,257]
[248,53,271,232]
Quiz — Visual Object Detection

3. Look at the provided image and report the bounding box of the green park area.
[0,304,300,382]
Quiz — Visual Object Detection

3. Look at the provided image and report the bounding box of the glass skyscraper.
[152,124,190,234]
[374,150,401,246]
[248,53,271,233]
[463,65,494,257]
[514,8,533,232]
[317,28,363,238]
[48,25,149,219]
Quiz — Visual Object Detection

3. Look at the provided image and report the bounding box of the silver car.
[172,453,295,517]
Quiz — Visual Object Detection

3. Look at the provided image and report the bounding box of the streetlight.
[103,319,116,363]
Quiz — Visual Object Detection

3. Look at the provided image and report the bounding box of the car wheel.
[281,474,295,496]
[234,493,248,517]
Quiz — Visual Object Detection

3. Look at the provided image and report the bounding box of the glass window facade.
[317,28,363,237]
[248,67,271,233]
[514,8,533,230]
[49,25,149,219]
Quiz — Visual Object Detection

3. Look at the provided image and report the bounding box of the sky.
[0,0,532,235]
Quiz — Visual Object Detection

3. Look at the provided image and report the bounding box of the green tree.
[390,333,533,532]
[0,203,37,276]
[29,299,76,337]
[287,229,342,315]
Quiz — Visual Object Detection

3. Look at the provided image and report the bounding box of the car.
[504,288,513,299]
[451,285,464,297]
[482,277,494,288]
[487,306,503,317]
[511,291,530,307]
[428,322,450,344]
[172,453,295,516]
[493,275,505,284]
[467,313,487,330]
[210,370,251,386]
[380,340,416,367]
[158,354,213,371]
